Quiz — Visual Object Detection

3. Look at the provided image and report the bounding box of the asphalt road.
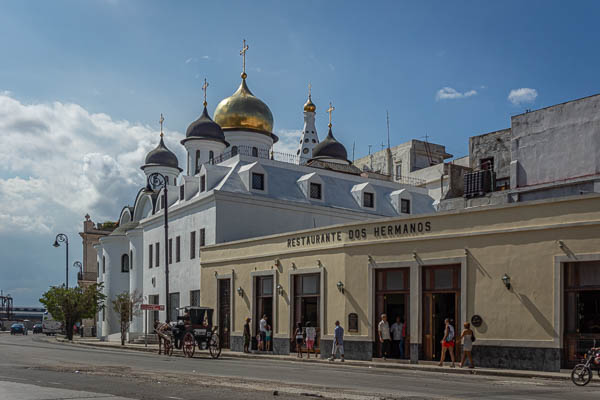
[0,334,596,399]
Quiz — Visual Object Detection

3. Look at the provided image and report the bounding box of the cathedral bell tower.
[296,83,319,164]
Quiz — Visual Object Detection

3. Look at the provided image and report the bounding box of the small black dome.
[182,107,228,145]
[143,137,181,171]
[311,127,349,162]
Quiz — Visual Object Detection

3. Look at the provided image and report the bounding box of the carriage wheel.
[209,332,221,359]
[182,332,196,358]
[164,340,174,356]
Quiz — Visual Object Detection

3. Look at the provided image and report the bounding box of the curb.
[53,337,570,381]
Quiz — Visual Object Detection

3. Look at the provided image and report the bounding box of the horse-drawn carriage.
[170,306,221,358]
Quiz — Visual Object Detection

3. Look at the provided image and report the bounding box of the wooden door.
[218,279,231,349]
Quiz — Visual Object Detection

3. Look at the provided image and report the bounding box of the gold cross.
[327,102,335,127]
[240,39,249,78]
[202,78,209,107]
[159,113,165,137]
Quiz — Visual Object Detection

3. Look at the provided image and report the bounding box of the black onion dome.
[142,137,182,171]
[182,107,228,145]
[311,127,349,162]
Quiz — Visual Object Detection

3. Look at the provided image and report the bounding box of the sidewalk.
[54,336,571,381]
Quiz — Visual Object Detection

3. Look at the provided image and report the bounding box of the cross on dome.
[159,113,165,137]
[327,102,335,127]
[240,39,249,79]
[202,78,209,107]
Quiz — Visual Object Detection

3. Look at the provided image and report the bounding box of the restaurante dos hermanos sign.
[286,221,432,248]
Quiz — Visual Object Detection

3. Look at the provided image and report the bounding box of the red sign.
[141,304,165,311]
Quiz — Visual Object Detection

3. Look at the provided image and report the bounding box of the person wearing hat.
[243,317,252,353]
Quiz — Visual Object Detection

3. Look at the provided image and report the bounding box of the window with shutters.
[200,175,206,192]
[190,290,200,307]
[199,228,206,248]
[401,199,410,214]
[176,236,181,263]
[168,239,173,264]
[363,192,374,208]
[252,173,265,191]
[149,245,153,269]
[190,231,196,259]
[155,242,160,267]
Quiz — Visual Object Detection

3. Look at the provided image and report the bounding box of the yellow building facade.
[200,194,600,371]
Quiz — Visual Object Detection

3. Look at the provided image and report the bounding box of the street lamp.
[73,261,82,282]
[53,233,69,288]
[145,172,171,322]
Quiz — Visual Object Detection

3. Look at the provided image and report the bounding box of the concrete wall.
[469,128,511,182]
[511,94,600,188]
[200,194,600,370]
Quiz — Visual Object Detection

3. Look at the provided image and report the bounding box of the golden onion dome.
[214,78,275,138]
[303,95,316,112]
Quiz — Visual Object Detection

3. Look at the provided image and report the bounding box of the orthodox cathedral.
[95,43,435,339]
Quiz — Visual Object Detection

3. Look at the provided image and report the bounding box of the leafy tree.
[40,283,105,341]
[112,290,143,346]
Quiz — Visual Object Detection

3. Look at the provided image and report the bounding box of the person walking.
[329,320,345,362]
[305,321,316,359]
[259,315,268,351]
[459,322,475,368]
[243,317,251,353]
[378,314,391,360]
[294,322,304,358]
[390,316,405,359]
[438,318,456,367]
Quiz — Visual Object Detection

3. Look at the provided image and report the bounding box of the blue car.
[10,323,27,335]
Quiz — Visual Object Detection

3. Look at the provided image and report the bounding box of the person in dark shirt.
[243,317,251,353]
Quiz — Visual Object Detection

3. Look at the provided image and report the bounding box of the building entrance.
[422,265,461,361]
[374,268,409,358]
[564,260,600,368]
[292,273,320,353]
[254,276,273,338]
[218,279,231,349]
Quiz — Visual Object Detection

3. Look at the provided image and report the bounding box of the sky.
[1,0,600,306]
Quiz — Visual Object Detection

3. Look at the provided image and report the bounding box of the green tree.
[39,284,105,341]
[112,290,143,346]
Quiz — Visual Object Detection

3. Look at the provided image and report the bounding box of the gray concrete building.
[440,93,600,210]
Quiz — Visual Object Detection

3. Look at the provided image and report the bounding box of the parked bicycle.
[571,346,600,386]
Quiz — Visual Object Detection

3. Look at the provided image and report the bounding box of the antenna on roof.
[386,110,391,150]
[421,133,434,166]
[352,141,355,163]
[368,144,372,155]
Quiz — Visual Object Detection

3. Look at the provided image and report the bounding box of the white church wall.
[98,236,130,338]
[126,228,144,335]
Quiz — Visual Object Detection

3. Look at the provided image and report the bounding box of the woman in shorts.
[438,318,456,367]
[294,322,304,358]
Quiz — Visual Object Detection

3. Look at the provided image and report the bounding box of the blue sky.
[1,0,600,306]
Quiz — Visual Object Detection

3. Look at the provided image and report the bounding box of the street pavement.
[0,333,596,399]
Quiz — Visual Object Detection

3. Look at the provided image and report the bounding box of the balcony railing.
[210,145,311,165]
[78,272,98,282]
[464,169,494,198]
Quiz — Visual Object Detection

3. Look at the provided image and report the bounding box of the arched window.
[209,150,214,163]
[195,150,201,174]
[231,146,238,156]
[252,147,258,157]
[121,253,130,273]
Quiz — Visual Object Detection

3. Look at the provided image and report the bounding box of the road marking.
[166,397,184,399]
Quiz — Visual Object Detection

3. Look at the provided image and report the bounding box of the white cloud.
[185,57,195,64]
[508,88,538,105]
[0,92,185,234]
[435,87,478,101]
[273,129,301,156]
[202,55,210,60]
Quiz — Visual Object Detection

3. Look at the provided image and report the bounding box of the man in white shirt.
[259,315,268,351]
[378,314,391,360]
[390,316,405,359]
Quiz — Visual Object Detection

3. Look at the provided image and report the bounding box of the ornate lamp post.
[53,234,69,288]
[145,172,171,322]
[73,261,82,282]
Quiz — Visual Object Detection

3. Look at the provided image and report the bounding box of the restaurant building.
[200,194,600,371]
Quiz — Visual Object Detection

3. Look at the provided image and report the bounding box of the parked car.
[32,324,43,334]
[42,312,62,335]
[10,323,27,335]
